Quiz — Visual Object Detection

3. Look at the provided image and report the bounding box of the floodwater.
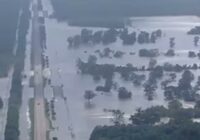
[17,0,200,140]
[0,69,13,140]
[41,0,200,139]
[19,17,33,140]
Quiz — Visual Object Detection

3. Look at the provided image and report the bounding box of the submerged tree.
[110,109,125,125]
[84,90,96,102]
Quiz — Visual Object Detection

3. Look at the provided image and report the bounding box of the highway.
[31,0,47,140]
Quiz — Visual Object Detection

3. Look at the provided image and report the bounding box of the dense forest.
[0,0,21,76]
[90,122,200,140]
[90,100,200,140]
[50,0,200,27]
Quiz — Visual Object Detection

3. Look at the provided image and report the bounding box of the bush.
[188,51,196,58]
[118,87,132,99]
[165,49,175,57]
[139,49,159,57]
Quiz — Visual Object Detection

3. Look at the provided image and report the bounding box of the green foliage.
[84,90,96,101]
[91,103,200,140]
[139,49,159,57]
[118,87,132,99]
[178,70,194,92]
[129,106,167,125]
[4,0,31,140]
[109,110,125,125]
[90,122,200,140]
[165,49,175,57]
[188,26,200,35]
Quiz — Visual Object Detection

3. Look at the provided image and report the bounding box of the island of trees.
[67,28,162,48]
[77,55,200,101]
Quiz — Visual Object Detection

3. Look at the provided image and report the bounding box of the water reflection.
[40,0,200,139]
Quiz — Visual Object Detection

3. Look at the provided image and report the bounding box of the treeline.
[4,0,31,140]
[77,58,200,81]
[90,123,200,140]
[90,100,200,140]
[68,28,162,48]
[51,0,200,27]
[0,0,21,77]
[77,57,200,99]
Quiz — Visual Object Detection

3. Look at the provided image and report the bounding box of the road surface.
[31,0,47,140]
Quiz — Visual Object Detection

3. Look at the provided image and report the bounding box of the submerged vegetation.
[67,28,162,48]
[90,100,200,140]
[1,0,199,139]
[4,0,30,139]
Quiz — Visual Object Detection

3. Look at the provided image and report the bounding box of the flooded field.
[13,0,200,139]
[39,0,200,139]
[44,20,200,140]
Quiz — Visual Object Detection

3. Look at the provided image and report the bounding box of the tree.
[178,70,194,90]
[92,31,103,44]
[139,49,159,57]
[169,37,175,48]
[165,49,175,57]
[138,31,150,44]
[120,29,136,45]
[188,26,200,35]
[188,51,196,58]
[144,82,157,101]
[110,110,125,125]
[152,66,163,78]
[102,28,118,45]
[113,51,124,58]
[194,36,199,46]
[129,106,166,125]
[73,35,81,47]
[118,87,132,99]
[81,28,92,44]
[84,90,96,102]
[148,58,157,69]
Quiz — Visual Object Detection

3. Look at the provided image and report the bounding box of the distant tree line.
[68,28,162,48]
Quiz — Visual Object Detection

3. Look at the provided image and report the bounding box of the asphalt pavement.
[31,0,47,140]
